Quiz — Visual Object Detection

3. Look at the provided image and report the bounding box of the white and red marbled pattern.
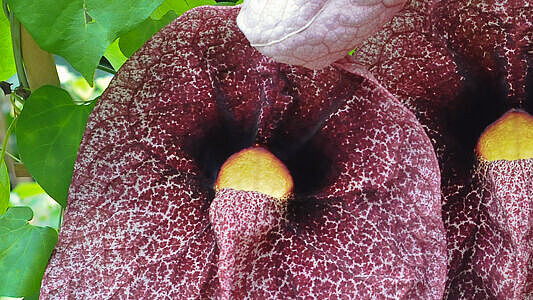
[350,0,532,298]
[40,6,446,298]
[237,0,406,69]
[462,159,532,299]
[209,189,285,299]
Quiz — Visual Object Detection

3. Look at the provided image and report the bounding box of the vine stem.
[58,206,64,231]
[0,117,17,164]
[4,2,64,233]
[5,150,21,163]
[7,8,30,90]
[9,93,22,116]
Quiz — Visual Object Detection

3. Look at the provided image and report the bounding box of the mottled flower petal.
[352,0,532,297]
[41,6,445,298]
[445,158,532,299]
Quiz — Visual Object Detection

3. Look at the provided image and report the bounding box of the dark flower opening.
[183,114,335,199]
[273,137,333,196]
[446,71,510,166]
[184,119,256,187]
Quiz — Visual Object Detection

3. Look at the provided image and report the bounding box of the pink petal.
[237,0,406,69]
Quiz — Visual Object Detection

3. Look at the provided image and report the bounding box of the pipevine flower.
[41,5,448,299]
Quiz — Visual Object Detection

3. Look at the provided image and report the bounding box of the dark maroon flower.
[348,0,532,298]
[41,6,447,299]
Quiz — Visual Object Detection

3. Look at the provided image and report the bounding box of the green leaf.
[122,0,220,57]
[10,183,61,230]
[16,86,93,208]
[0,0,16,81]
[213,1,240,6]
[0,206,58,297]
[104,40,127,71]
[6,0,164,85]
[0,161,9,215]
[23,290,40,300]
[151,0,216,19]
[119,11,177,57]
[12,182,45,199]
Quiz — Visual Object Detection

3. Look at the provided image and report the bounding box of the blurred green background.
[2,54,113,222]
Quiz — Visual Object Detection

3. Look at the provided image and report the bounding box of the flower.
[236,0,407,69]
[351,0,532,297]
[238,0,532,297]
[41,6,447,298]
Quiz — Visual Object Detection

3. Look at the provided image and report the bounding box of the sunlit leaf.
[119,11,177,57]
[151,0,216,19]
[16,86,93,208]
[0,206,58,297]
[104,40,127,71]
[7,0,164,84]
[0,0,15,81]
[12,182,45,199]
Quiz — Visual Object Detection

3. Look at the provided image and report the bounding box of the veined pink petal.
[237,0,406,69]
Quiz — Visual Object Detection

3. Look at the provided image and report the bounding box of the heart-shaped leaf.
[16,86,93,208]
[0,206,58,297]
[6,0,164,84]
